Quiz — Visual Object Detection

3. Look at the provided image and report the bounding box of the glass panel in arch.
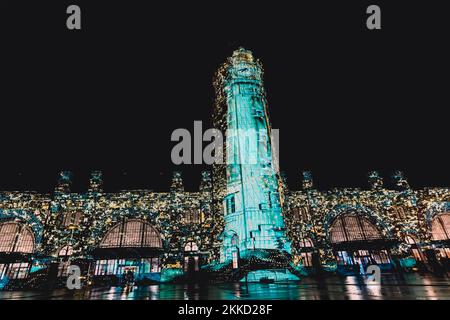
[100,227,121,248]
[123,220,142,247]
[344,215,364,241]
[16,228,34,253]
[143,225,161,248]
[441,214,450,230]
[300,238,313,248]
[431,218,447,241]
[330,218,345,243]
[360,218,381,240]
[0,223,18,252]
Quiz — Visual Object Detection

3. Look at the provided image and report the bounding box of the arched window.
[431,213,450,241]
[0,222,35,254]
[330,214,391,267]
[299,238,314,248]
[299,238,314,267]
[292,207,309,222]
[57,245,73,277]
[99,219,162,248]
[329,213,383,243]
[184,209,201,224]
[390,207,407,220]
[184,241,199,252]
[58,245,73,257]
[432,207,450,261]
[300,208,309,221]
[231,234,239,246]
[291,207,300,220]
[63,212,83,227]
[405,235,417,245]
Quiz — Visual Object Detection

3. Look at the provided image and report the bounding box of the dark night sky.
[1,1,449,193]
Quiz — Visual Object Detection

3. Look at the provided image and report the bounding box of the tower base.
[203,249,302,283]
[240,269,300,283]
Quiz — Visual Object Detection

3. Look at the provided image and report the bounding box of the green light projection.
[218,48,292,263]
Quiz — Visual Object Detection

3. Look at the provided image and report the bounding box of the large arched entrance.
[329,213,392,274]
[0,221,35,280]
[92,219,163,283]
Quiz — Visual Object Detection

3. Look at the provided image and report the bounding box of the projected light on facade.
[216,48,292,267]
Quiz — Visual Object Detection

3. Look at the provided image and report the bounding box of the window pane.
[0,222,34,253]
[99,220,162,249]
[151,258,159,273]
[431,214,450,241]
[0,223,17,252]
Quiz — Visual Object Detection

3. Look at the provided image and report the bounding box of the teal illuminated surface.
[220,49,292,266]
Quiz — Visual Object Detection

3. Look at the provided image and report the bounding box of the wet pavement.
[1,273,450,300]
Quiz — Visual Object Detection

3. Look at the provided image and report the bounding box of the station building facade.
[0,169,449,288]
[0,171,220,287]
[0,48,449,288]
[283,171,450,275]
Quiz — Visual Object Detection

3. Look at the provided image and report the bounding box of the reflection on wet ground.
[1,273,449,300]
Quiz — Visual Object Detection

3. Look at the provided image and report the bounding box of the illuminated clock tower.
[216,48,292,269]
